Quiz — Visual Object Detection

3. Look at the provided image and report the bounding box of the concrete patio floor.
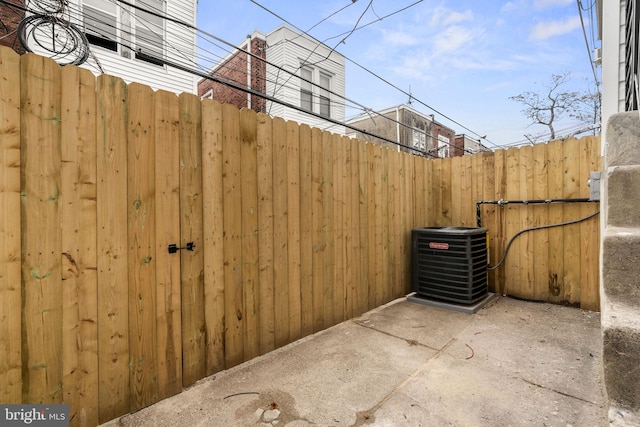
[102,295,607,426]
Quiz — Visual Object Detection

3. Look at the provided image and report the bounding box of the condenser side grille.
[411,227,488,304]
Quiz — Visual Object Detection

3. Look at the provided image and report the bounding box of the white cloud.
[529,16,581,40]
[500,0,528,14]
[533,0,574,9]
[434,26,476,54]
[380,29,420,47]
[430,7,473,27]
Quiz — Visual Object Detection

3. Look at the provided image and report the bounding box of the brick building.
[346,104,458,157]
[454,134,490,155]
[199,31,267,113]
[0,0,26,54]
[198,25,346,133]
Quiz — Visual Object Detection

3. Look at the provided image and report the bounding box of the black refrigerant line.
[476,198,599,271]
[475,198,593,228]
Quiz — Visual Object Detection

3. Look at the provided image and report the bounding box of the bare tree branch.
[509,72,600,142]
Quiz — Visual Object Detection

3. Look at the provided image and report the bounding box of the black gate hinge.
[168,242,195,254]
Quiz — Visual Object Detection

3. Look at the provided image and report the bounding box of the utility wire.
[103,0,452,153]
[576,0,600,86]
[86,0,485,153]
[246,0,495,147]
[12,0,478,156]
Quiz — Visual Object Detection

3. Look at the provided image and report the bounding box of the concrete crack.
[352,320,441,352]
[350,335,456,426]
[520,377,601,406]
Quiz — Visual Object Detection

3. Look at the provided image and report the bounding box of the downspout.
[247,35,252,109]
[396,106,401,152]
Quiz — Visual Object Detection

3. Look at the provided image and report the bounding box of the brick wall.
[432,122,458,157]
[0,0,26,54]
[198,36,267,113]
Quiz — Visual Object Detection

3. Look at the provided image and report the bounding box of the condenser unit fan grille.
[411,227,488,304]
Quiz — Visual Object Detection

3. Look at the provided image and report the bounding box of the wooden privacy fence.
[414,137,601,308]
[0,48,601,426]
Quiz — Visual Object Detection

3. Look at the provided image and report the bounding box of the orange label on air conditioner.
[429,242,449,250]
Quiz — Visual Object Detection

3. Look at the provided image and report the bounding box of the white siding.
[71,0,197,94]
[265,25,346,134]
[601,0,625,149]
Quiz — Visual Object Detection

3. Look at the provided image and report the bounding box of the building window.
[135,0,165,65]
[83,0,118,51]
[319,72,330,118]
[82,0,165,65]
[437,134,450,158]
[300,66,313,112]
[299,65,332,118]
[412,129,426,151]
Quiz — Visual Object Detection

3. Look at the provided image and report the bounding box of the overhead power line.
[95,0,456,153]
[576,0,600,87]
[248,0,497,148]
[8,0,480,156]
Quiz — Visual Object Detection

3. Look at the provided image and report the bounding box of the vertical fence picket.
[201,99,225,375]
[350,138,364,314]
[450,156,463,224]
[0,47,22,405]
[240,108,259,361]
[287,121,302,341]
[563,138,582,304]
[388,150,401,299]
[179,93,206,385]
[299,125,314,336]
[343,137,355,319]
[154,90,182,398]
[380,148,391,303]
[257,112,275,352]
[272,117,289,346]
[413,154,426,225]
[465,154,477,226]
[332,134,345,324]
[357,141,370,313]
[366,143,376,311]
[481,152,498,291]
[402,153,414,295]
[423,158,434,227]
[547,141,565,303]
[471,153,484,227]
[20,54,63,404]
[310,128,325,332]
[491,149,507,294]
[519,146,535,299]
[372,144,384,307]
[504,147,521,296]
[580,136,600,310]
[127,83,158,411]
[533,143,550,301]
[96,74,130,423]
[321,130,335,327]
[432,159,443,226]
[222,104,244,368]
[60,65,99,426]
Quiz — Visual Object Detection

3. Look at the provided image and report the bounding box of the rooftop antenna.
[407,85,413,106]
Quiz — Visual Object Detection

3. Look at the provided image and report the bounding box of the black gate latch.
[168,242,195,254]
